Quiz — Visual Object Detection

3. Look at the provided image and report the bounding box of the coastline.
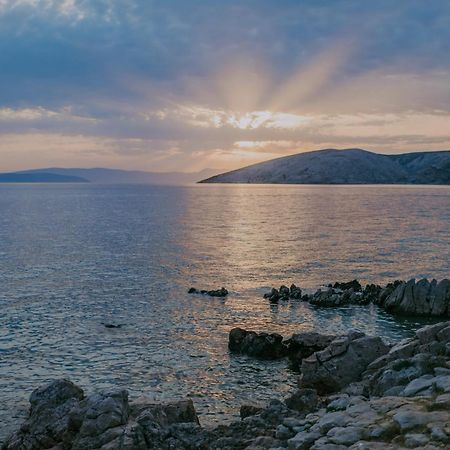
[3,320,449,449]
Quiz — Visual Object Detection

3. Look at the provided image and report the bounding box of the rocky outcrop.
[2,380,199,450]
[300,332,391,394]
[5,322,450,450]
[228,327,287,359]
[229,329,336,362]
[379,278,450,316]
[265,278,450,317]
[287,394,449,450]
[308,286,368,307]
[264,284,303,302]
[364,321,450,397]
[188,287,229,297]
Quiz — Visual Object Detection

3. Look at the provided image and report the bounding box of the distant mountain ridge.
[0,172,88,183]
[0,167,218,184]
[200,149,450,185]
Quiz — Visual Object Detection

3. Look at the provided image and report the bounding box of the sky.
[0,0,449,173]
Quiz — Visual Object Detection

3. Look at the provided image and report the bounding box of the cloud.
[0,0,449,171]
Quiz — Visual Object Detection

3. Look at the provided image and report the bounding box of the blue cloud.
[0,0,449,170]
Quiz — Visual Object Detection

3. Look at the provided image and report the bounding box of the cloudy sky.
[0,0,449,172]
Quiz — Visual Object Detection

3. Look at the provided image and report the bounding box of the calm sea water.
[1,184,449,440]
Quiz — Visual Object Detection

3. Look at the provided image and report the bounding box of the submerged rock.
[102,323,122,328]
[188,287,229,297]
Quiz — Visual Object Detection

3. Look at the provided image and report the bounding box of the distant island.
[0,172,89,183]
[0,168,217,184]
[200,148,450,185]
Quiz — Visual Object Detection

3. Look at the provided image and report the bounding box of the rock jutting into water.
[378,278,450,316]
[300,332,391,394]
[188,287,229,297]
[228,327,287,359]
[263,284,303,303]
[264,278,450,316]
[4,321,449,449]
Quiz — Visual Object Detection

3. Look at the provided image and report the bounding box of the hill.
[0,172,88,183]
[200,149,450,184]
[1,168,217,185]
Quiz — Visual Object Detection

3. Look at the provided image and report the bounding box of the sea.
[1,183,449,441]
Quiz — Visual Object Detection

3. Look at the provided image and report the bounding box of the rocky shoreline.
[3,319,449,450]
[264,278,450,317]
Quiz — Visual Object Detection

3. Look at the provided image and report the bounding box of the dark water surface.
[1,184,449,439]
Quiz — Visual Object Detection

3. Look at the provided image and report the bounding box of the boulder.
[284,332,336,370]
[240,404,264,419]
[263,284,302,302]
[364,321,450,397]
[2,380,200,450]
[300,333,390,394]
[264,287,281,303]
[290,284,303,299]
[284,389,318,413]
[228,327,286,358]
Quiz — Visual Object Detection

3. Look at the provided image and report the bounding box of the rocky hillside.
[200,149,450,184]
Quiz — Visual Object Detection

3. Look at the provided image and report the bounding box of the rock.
[241,404,264,419]
[276,424,293,440]
[309,286,367,308]
[309,287,344,307]
[228,327,287,359]
[208,287,229,297]
[2,379,200,450]
[433,393,450,410]
[416,322,449,344]
[72,389,130,450]
[263,284,302,302]
[284,389,318,413]
[284,332,336,370]
[264,288,281,303]
[290,284,303,299]
[381,278,450,316]
[327,426,366,445]
[280,285,291,298]
[103,323,122,328]
[374,280,404,305]
[3,379,85,450]
[402,375,435,396]
[404,433,430,448]
[288,430,322,449]
[333,280,362,292]
[362,283,382,303]
[188,287,229,297]
[301,334,390,394]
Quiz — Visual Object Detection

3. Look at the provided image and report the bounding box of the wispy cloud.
[0,0,449,171]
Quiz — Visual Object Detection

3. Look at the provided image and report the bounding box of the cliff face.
[200,149,450,184]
